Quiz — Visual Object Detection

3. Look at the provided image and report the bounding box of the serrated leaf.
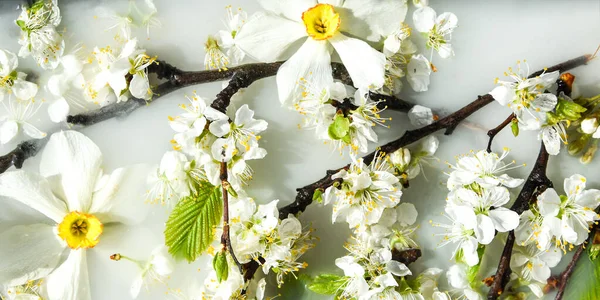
[164,181,222,262]
[306,274,347,295]
[562,248,600,300]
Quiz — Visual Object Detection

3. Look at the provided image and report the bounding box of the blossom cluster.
[311,136,447,299]
[201,1,456,154]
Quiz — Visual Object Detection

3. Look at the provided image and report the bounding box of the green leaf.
[562,248,600,300]
[15,20,27,31]
[312,189,323,203]
[511,119,519,137]
[327,114,350,140]
[306,274,348,295]
[213,251,229,283]
[164,181,222,262]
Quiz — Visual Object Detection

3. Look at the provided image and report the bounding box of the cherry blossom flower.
[412,6,457,59]
[0,49,39,102]
[446,149,524,190]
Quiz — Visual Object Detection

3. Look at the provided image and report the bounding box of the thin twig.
[0,138,47,173]
[280,54,592,220]
[554,244,585,300]
[487,144,552,299]
[486,113,515,153]
[220,161,242,271]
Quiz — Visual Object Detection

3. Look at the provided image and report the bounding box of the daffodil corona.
[57,211,104,249]
[302,4,340,40]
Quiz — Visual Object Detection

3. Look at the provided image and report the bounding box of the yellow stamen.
[57,211,103,249]
[302,4,340,41]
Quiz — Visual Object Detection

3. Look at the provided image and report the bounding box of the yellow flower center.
[302,4,340,40]
[57,211,103,249]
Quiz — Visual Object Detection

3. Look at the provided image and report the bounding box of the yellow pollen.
[57,211,103,249]
[302,4,340,41]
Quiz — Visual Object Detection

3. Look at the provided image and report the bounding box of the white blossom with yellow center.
[235,0,408,105]
[0,131,151,300]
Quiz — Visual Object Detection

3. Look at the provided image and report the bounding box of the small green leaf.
[213,251,229,283]
[511,119,519,137]
[15,20,27,31]
[164,181,222,262]
[327,114,350,140]
[312,189,323,203]
[306,274,348,295]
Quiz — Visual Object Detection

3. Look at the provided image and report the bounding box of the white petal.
[396,202,418,226]
[531,264,551,283]
[489,85,514,106]
[542,126,561,155]
[488,207,520,232]
[276,38,332,105]
[257,0,316,21]
[339,0,408,40]
[574,189,600,209]
[0,170,67,222]
[581,118,599,134]
[537,188,561,217]
[89,164,153,225]
[0,120,19,144]
[0,49,18,76]
[436,12,458,34]
[0,224,66,287]
[39,131,103,212]
[22,122,47,139]
[48,98,70,123]
[407,54,431,92]
[208,119,230,137]
[235,12,307,62]
[475,214,495,244]
[386,261,411,277]
[408,105,434,127]
[46,250,91,300]
[130,274,144,299]
[412,7,436,32]
[129,73,151,100]
[329,33,385,90]
[563,174,586,197]
[12,80,38,100]
[437,43,453,58]
[532,94,558,112]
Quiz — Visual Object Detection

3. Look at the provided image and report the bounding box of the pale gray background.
[0,0,599,299]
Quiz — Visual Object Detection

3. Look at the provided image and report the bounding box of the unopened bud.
[568,134,590,155]
[580,142,598,164]
[110,253,121,261]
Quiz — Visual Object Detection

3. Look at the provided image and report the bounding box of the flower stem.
[486,113,515,153]
[219,161,242,272]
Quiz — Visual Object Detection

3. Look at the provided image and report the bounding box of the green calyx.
[328,113,352,144]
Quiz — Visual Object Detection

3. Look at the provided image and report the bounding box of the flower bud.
[390,148,411,171]
[568,134,590,155]
[580,142,598,164]
[581,118,599,134]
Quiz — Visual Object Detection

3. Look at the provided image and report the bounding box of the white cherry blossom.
[413,7,457,59]
[446,149,524,190]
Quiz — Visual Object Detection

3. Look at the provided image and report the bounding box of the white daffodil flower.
[145,151,192,206]
[536,174,600,250]
[0,96,46,144]
[448,187,519,244]
[434,206,479,266]
[447,264,483,300]
[510,244,561,285]
[489,62,560,130]
[0,49,39,102]
[0,131,151,300]
[446,149,524,190]
[413,7,457,59]
[407,54,432,92]
[47,53,87,122]
[16,0,65,70]
[581,117,600,138]
[217,6,247,65]
[130,245,175,299]
[324,154,403,228]
[235,0,408,105]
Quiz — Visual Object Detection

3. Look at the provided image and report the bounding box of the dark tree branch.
[487,144,552,299]
[220,161,242,271]
[0,138,47,173]
[486,113,515,153]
